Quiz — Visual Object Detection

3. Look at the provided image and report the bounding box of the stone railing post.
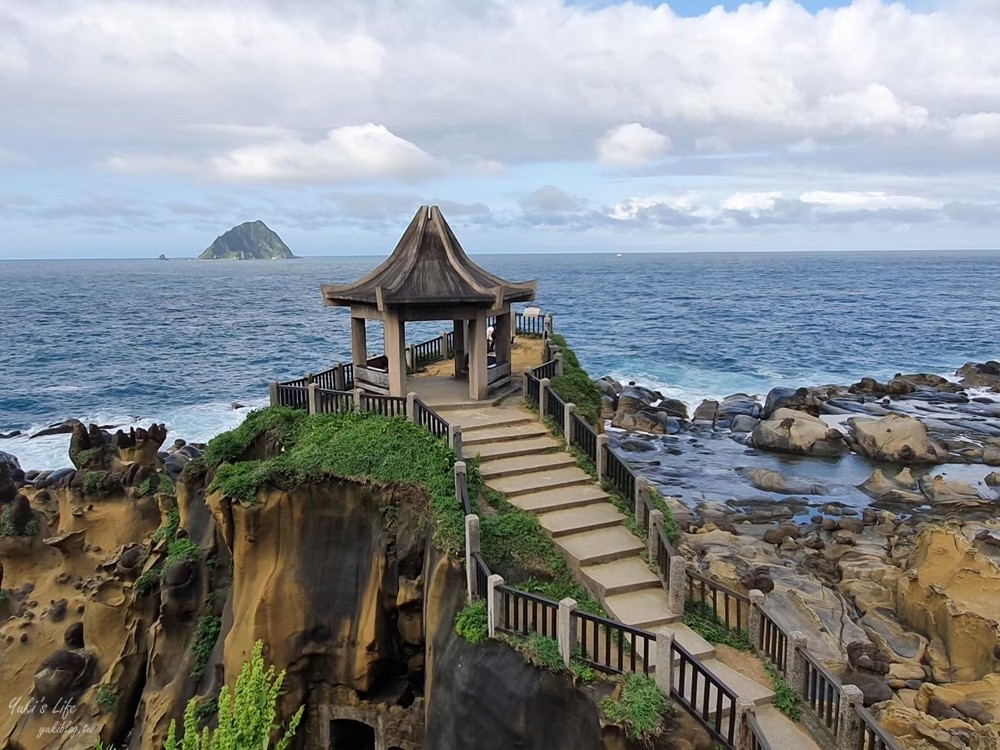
[595,434,609,479]
[734,697,755,750]
[654,630,673,695]
[836,685,865,750]
[449,424,463,456]
[787,631,809,695]
[455,461,467,506]
[406,344,415,372]
[353,387,364,411]
[648,509,663,567]
[439,330,449,358]
[667,556,687,615]
[487,574,505,638]
[539,377,551,418]
[544,312,554,336]
[307,382,319,415]
[564,403,576,448]
[333,364,345,390]
[557,598,577,668]
[406,391,417,422]
[268,380,279,406]
[465,514,480,600]
[554,352,564,376]
[748,590,765,652]
[635,475,651,529]
[305,372,314,385]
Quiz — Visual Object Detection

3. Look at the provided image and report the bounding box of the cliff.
[198,220,295,260]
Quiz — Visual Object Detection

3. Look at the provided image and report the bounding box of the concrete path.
[449,401,822,748]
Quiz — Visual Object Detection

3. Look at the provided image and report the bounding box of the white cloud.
[596,123,672,167]
[949,113,1000,141]
[799,191,943,211]
[722,192,782,216]
[108,124,438,184]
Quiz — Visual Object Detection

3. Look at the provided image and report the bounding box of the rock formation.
[198,220,296,260]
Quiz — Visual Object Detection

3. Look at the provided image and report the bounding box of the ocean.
[2,250,998,470]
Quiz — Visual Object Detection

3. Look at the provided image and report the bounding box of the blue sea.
[2,250,999,470]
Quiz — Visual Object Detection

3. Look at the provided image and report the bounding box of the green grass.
[95,685,116,713]
[134,569,159,596]
[0,505,38,537]
[601,673,672,742]
[206,409,462,555]
[570,658,596,682]
[161,537,202,583]
[153,507,181,545]
[683,599,752,652]
[182,455,207,480]
[83,470,110,495]
[765,663,802,721]
[501,633,564,672]
[548,334,604,425]
[75,445,115,469]
[455,601,489,644]
[191,615,222,682]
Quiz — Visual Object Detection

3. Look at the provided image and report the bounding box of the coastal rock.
[918,475,993,510]
[69,422,117,470]
[848,414,949,465]
[762,387,826,418]
[693,400,719,422]
[858,469,926,507]
[0,451,23,503]
[957,361,1000,391]
[198,220,296,260]
[745,467,827,496]
[29,419,83,440]
[840,641,892,706]
[112,424,167,466]
[750,408,846,457]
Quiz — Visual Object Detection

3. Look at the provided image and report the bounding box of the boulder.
[762,387,826,418]
[858,469,926,506]
[693,400,719,422]
[751,408,846,457]
[957,361,1000,391]
[840,641,892,706]
[745,467,827,495]
[848,414,949,464]
[0,451,22,503]
[729,415,759,433]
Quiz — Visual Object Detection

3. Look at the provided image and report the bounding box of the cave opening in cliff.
[329,718,376,750]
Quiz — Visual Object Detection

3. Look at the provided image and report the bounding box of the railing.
[343,363,354,389]
[312,366,340,391]
[525,372,540,408]
[572,610,653,676]
[758,609,789,673]
[275,384,308,410]
[487,361,512,385]
[602,444,636,506]
[413,336,443,367]
[413,397,449,440]
[515,311,545,335]
[533,359,558,380]
[355,365,390,391]
[472,553,490,599]
[570,412,597,464]
[496,586,558,640]
[315,388,354,414]
[360,393,407,418]
[445,331,455,357]
[746,711,774,750]
[802,649,842,738]
[673,640,738,746]
[687,570,750,635]
[856,706,896,750]
[545,387,566,428]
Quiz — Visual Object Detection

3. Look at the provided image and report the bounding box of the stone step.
[683,658,774,712]
[656,623,716,662]
[487,466,593,498]
[456,411,535,431]
[479,452,576,480]
[604,588,680,629]
[536,503,626,538]
[582,557,662,598]
[463,423,552,446]
[463,435,562,461]
[753,705,822,750]
[507,484,611,514]
[555,526,645,566]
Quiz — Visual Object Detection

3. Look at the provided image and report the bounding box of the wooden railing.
[687,570,750,634]
[413,397,449,440]
[496,586,559,640]
[544,386,566,427]
[413,337,443,368]
[746,711,774,750]
[602,445,636,507]
[275,384,308,410]
[360,393,406,417]
[802,648,842,738]
[533,359,558,380]
[343,363,354,389]
[570,412,597,464]
[759,609,789,672]
[674,639,738,746]
[312,366,340,391]
[856,705,897,750]
[315,387,353,414]
[572,610,653,676]
[525,372,541,408]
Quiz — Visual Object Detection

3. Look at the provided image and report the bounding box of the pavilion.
[321,205,537,400]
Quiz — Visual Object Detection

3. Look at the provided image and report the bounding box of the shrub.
[83,470,110,495]
[165,640,303,750]
[547,334,603,426]
[95,685,116,713]
[134,569,159,596]
[153,507,181,544]
[160,537,202,582]
[202,407,306,467]
[455,601,488,644]
[191,615,222,682]
[765,663,801,721]
[601,673,671,741]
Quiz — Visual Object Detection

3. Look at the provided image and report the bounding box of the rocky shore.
[599,361,1000,749]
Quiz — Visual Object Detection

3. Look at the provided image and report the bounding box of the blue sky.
[1,0,998,258]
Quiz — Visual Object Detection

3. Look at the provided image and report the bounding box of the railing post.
[449,424,463,457]
[654,630,673,695]
[406,344,415,372]
[439,330,448,358]
[544,312,554,336]
[455,461,467,507]
[487,574,504,638]
[667,556,686,615]
[554,352,564,376]
[305,372,314,385]
[406,391,417,422]
[634,475,650,530]
[787,631,808,693]
[557,598,577,668]
[734,697,755,750]
[465,514,480,601]
[353,387,364,412]
[333,364,345,391]
[564,403,576,448]
[268,380,279,406]
[837,685,865,750]
[648,509,663,564]
[307,382,318,414]
[596,434,609,479]
[748,590,765,651]
[539,378,550,419]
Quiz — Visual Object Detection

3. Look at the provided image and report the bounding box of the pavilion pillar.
[494,310,512,367]
[468,313,488,400]
[453,319,466,379]
[383,310,407,397]
[351,316,367,367]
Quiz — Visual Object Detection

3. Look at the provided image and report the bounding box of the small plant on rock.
[601,673,672,742]
[190,615,222,682]
[95,685,116,713]
[455,601,489,644]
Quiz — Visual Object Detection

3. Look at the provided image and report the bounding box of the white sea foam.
[3,398,268,472]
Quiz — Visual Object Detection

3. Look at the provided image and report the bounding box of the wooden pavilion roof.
[322,205,536,309]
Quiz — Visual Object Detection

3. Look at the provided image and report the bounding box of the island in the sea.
[198,220,296,260]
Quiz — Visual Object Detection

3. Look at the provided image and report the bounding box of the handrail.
[413,396,450,440]
[314,387,353,414]
[856,705,897,750]
[496,585,559,640]
[746,710,774,750]
[801,647,842,738]
[572,609,653,676]
[524,371,541,408]
[672,638,738,746]
[545,385,566,427]
[569,411,597,464]
[758,607,789,672]
[532,358,558,380]
[687,570,751,635]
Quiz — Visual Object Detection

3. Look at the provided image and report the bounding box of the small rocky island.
[198,220,296,260]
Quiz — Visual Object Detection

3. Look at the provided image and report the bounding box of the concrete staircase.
[451,402,820,748]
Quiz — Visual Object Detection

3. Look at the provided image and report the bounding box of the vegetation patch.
[82,470,111,495]
[206,409,463,554]
[182,455,208,480]
[455,601,489,644]
[547,334,604,425]
[153,507,181,544]
[134,568,159,597]
[0,505,39,537]
[683,599,752,652]
[765,662,801,721]
[161,537,202,582]
[95,685,116,713]
[501,632,564,673]
[191,615,222,682]
[601,673,672,742]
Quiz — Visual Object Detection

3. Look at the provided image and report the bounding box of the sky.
[1,0,999,258]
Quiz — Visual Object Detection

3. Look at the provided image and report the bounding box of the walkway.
[443,398,820,749]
